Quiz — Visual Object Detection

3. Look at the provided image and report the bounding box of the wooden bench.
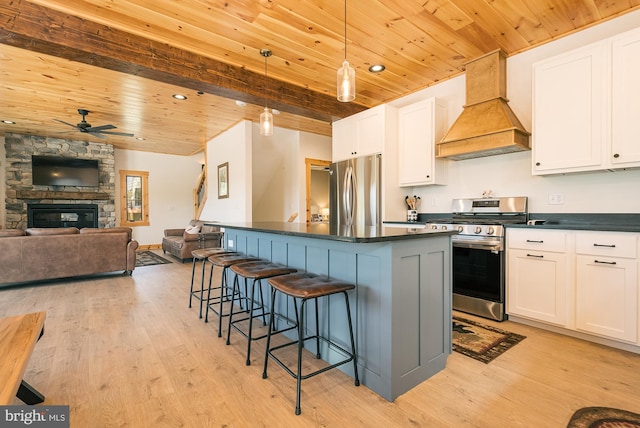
[0,311,46,405]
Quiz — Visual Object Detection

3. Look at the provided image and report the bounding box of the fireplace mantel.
[16,190,111,200]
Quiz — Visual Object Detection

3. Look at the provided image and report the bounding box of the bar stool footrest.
[266,335,356,381]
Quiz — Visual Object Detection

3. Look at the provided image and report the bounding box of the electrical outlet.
[431,198,438,207]
[548,192,565,205]
[228,239,234,248]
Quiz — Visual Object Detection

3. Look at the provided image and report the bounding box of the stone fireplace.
[4,133,116,230]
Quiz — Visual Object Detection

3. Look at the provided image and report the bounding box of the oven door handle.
[452,241,503,252]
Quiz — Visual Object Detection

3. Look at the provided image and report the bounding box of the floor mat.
[135,250,173,267]
[452,316,526,364]
[567,406,640,427]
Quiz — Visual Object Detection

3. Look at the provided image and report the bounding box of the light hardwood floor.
[1,252,639,427]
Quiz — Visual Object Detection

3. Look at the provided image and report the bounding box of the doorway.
[305,158,331,224]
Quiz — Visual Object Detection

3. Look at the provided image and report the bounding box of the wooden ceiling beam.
[0,0,366,122]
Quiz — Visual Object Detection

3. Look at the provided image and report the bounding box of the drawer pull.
[526,254,544,258]
[594,260,617,265]
[593,243,616,248]
[526,240,544,243]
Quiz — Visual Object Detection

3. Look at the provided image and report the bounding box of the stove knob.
[441,225,448,230]
[474,226,482,234]
[431,225,438,230]
[487,227,495,235]
[457,226,464,233]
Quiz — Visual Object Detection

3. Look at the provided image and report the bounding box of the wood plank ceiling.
[1,0,638,156]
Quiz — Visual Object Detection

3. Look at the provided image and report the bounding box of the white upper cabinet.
[532,27,640,175]
[331,118,356,162]
[397,98,447,186]
[611,28,640,167]
[532,42,608,174]
[332,104,389,162]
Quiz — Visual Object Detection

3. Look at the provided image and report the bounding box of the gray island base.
[215,222,454,401]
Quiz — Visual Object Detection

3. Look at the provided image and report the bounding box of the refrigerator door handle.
[343,165,355,226]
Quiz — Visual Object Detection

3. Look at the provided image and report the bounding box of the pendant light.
[337,0,355,102]
[260,48,274,136]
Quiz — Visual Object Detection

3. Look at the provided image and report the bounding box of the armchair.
[162,220,223,262]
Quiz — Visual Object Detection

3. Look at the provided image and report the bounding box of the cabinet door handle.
[526,239,544,243]
[526,254,544,258]
[594,260,617,265]
[593,243,616,248]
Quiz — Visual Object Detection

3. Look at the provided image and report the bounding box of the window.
[119,170,149,226]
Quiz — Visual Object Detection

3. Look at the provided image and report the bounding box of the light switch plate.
[548,192,564,205]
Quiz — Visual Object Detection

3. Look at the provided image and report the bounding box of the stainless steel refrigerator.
[329,154,381,230]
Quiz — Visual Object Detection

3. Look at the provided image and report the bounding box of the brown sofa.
[0,227,138,286]
[162,220,223,262]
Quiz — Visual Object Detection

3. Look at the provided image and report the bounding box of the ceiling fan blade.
[53,119,78,129]
[96,131,135,137]
[86,124,116,132]
[87,132,107,139]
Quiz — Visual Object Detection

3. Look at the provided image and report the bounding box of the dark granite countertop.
[212,221,457,243]
[508,213,640,232]
[387,213,640,233]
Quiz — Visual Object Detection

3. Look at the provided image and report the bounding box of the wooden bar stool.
[204,253,260,337]
[189,248,232,318]
[262,272,360,415]
[227,261,297,366]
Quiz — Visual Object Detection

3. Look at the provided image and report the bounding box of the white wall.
[114,148,203,246]
[199,121,331,224]
[252,125,299,221]
[199,121,253,222]
[389,9,640,215]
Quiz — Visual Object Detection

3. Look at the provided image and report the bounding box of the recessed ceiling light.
[2,120,16,124]
[172,94,187,100]
[368,64,385,73]
[235,100,247,107]
[135,137,146,141]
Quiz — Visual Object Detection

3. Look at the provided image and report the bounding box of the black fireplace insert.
[27,204,99,228]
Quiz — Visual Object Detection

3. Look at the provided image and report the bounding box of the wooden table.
[0,311,46,405]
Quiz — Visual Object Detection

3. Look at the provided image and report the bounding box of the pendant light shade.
[337,0,355,102]
[260,106,273,136]
[337,59,355,102]
[260,48,274,136]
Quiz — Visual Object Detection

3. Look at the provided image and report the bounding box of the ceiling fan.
[54,109,134,139]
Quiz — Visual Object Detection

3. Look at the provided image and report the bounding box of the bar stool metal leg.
[262,273,360,415]
[203,253,259,337]
[226,261,297,366]
[188,248,229,319]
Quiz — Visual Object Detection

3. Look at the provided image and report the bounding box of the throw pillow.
[184,224,201,234]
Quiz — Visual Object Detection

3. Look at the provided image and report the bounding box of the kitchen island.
[214,221,456,401]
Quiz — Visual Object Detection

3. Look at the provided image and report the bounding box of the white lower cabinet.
[507,229,569,326]
[507,228,640,348]
[575,232,638,343]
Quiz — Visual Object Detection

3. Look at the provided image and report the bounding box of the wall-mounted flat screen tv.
[32,155,100,187]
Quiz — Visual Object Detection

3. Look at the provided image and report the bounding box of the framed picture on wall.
[217,162,229,199]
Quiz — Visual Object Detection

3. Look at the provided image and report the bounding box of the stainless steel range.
[427,196,528,321]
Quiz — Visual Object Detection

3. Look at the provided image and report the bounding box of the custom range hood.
[437,50,530,160]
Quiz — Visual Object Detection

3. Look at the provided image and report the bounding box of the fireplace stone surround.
[4,133,116,230]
